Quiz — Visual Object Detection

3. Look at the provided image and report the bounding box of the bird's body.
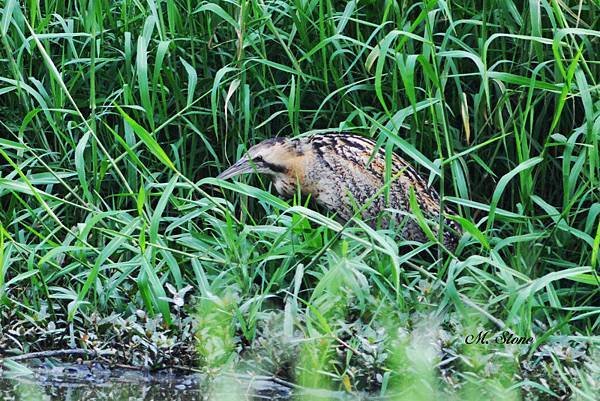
[218,134,461,249]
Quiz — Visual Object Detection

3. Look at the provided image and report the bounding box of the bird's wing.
[310,134,442,212]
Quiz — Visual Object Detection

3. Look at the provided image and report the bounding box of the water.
[0,362,294,401]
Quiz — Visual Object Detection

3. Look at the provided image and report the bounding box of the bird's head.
[217,137,299,181]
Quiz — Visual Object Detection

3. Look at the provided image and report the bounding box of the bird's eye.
[253,156,264,163]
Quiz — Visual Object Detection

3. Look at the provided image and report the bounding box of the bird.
[217,134,461,250]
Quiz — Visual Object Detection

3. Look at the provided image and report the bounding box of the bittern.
[218,134,461,250]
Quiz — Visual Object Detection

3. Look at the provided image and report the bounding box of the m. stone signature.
[464,330,533,345]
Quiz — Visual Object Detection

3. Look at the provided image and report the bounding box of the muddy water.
[0,362,295,400]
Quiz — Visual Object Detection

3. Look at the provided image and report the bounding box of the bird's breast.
[272,175,296,197]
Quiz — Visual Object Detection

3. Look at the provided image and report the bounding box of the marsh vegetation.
[0,0,599,399]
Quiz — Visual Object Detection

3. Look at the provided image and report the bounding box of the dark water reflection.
[0,363,293,401]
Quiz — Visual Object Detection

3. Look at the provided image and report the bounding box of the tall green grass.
[0,0,599,398]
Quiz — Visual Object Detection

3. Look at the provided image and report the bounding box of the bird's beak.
[217,156,253,180]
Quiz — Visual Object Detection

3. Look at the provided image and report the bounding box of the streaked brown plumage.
[218,134,461,249]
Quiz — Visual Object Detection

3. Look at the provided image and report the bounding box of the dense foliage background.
[0,0,598,399]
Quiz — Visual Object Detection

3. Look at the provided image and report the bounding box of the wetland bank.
[1,0,599,399]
